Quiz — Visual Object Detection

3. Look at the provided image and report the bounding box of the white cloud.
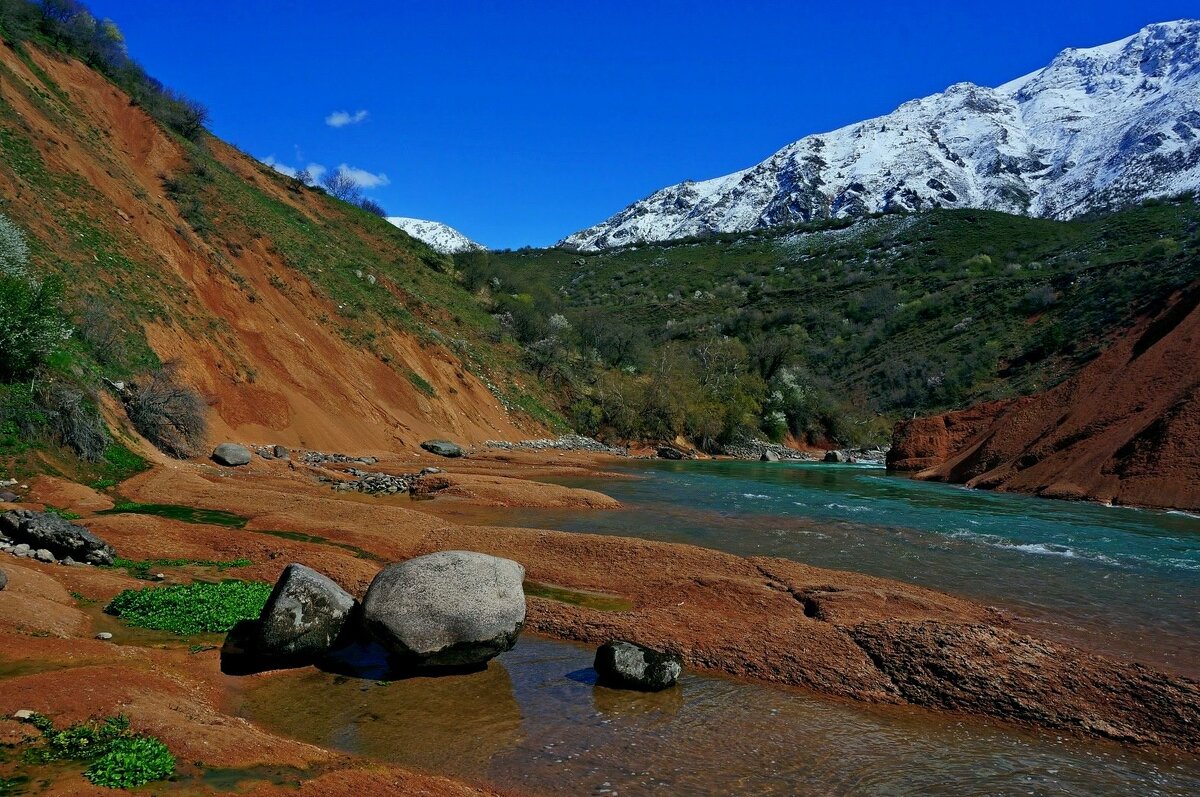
[325,109,369,128]
[260,154,295,178]
[260,155,327,183]
[335,163,389,189]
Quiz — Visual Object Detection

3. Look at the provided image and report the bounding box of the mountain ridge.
[561,20,1200,250]
[386,216,486,254]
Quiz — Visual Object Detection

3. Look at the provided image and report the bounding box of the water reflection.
[236,651,524,773]
[236,636,1200,797]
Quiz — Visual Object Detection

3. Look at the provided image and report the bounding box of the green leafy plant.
[104,580,271,634]
[84,736,175,788]
[22,713,175,789]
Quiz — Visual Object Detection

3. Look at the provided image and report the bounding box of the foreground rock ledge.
[116,465,1200,751]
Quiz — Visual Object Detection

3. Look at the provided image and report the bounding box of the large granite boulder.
[0,510,115,565]
[656,446,684,460]
[594,640,682,691]
[362,551,525,668]
[823,450,845,463]
[253,564,356,660]
[420,440,464,458]
[212,443,252,466]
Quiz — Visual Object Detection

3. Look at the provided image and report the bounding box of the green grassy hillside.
[464,199,1200,448]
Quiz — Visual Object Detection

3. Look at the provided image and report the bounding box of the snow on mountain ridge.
[561,20,1200,251]
[386,217,486,254]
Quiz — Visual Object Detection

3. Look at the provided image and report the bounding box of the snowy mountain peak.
[386,217,486,254]
[561,20,1200,251]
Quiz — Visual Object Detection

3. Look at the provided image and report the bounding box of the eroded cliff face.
[889,286,1200,511]
[0,44,541,455]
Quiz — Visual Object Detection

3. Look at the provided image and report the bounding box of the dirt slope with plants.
[0,39,555,458]
[890,284,1200,510]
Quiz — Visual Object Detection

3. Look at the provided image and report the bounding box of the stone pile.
[720,441,816,461]
[254,445,290,460]
[483,435,625,454]
[0,509,117,566]
[300,451,379,467]
[325,468,417,495]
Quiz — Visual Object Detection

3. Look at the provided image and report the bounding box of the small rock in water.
[594,640,682,691]
[96,632,113,641]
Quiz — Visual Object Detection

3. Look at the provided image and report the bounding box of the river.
[236,460,1200,796]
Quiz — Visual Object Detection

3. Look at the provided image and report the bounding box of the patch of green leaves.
[23,713,175,789]
[85,736,176,788]
[104,580,271,635]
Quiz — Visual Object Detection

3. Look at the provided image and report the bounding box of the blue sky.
[88,1,1197,249]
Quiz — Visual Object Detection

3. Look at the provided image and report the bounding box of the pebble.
[96,632,113,641]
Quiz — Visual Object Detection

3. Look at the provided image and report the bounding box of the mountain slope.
[889,284,1200,510]
[562,20,1200,251]
[386,217,486,254]
[0,41,552,454]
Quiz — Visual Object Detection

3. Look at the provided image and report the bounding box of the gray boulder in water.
[420,440,464,458]
[0,510,115,565]
[362,550,525,668]
[253,563,356,660]
[212,443,252,466]
[656,446,684,460]
[594,640,682,691]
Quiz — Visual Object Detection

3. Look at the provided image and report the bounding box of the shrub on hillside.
[124,363,207,458]
[358,197,387,217]
[0,271,73,382]
[37,379,107,461]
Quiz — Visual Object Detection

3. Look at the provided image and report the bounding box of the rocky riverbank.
[2,457,1196,762]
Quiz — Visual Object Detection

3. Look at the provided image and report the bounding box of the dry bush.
[125,363,207,458]
[76,299,128,367]
[36,379,107,461]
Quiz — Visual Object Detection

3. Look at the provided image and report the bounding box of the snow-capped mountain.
[561,20,1200,251]
[386,217,486,254]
